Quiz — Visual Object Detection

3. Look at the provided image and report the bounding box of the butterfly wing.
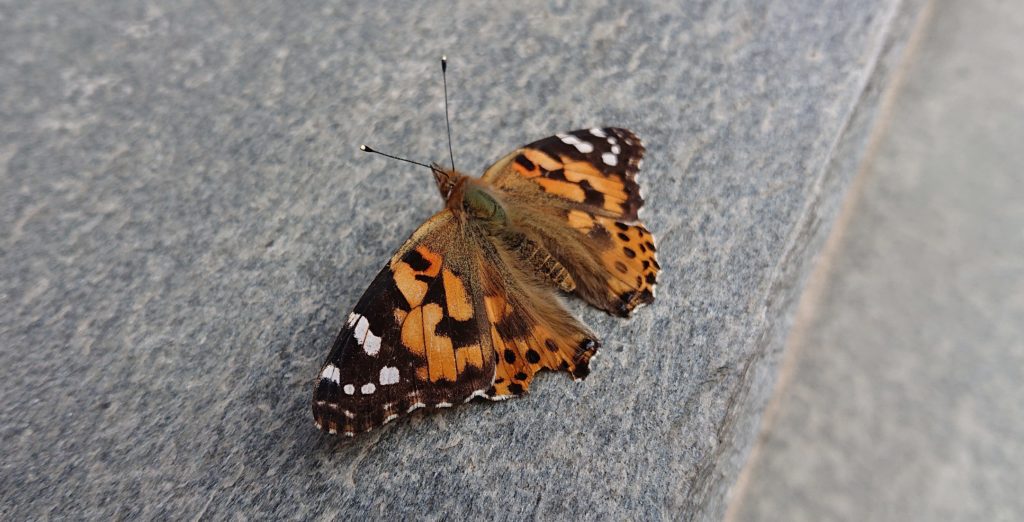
[312,210,495,436]
[482,127,645,220]
[481,128,659,317]
[475,235,599,398]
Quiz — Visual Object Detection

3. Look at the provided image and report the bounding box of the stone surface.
[0,1,921,519]
[731,0,1024,520]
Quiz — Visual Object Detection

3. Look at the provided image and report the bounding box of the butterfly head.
[431,164,462,200]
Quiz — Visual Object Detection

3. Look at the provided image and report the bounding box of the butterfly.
[312,61,659,437]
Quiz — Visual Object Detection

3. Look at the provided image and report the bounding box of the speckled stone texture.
[1,1,922,519]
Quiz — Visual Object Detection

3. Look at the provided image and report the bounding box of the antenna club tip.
[359,144,367,151]
[441,55,447,71]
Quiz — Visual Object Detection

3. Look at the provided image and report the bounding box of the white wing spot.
[559,134,594,153]
[589,128,607,138]
[602,152,618,166]
[611,144,621,154]
[607,137,617,145]
[353,315,369,342]
[353,315,382,356]
[343,384,355,395]
[363,330,382,356]
[360,383,376,395]
[379,366,400,385]
[320,365,340,383]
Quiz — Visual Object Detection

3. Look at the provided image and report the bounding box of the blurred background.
[727,1,1024,520]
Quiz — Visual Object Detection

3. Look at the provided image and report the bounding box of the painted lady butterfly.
[312,59,659,436]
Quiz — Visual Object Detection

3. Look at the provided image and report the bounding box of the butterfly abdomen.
[498,230,576,293]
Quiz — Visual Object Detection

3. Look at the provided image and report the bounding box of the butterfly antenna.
[441,55,456,172]
[360,144,438,172]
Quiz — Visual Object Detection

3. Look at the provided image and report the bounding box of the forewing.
[482,127,645,220]
[312,210,494,436]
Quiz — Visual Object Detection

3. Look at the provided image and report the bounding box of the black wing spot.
[403,249,432,271]
[514,154,535,171]
[434,316,479,349]
[579,179,605,207]
[544,168,567,181]
[571,362,590,379]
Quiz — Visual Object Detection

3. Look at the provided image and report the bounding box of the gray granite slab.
[0,1,922,519]
[731,0,1024,519]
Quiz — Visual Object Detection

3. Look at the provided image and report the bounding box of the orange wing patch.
[516,148,563,175]
[392,245,443,308]
[391,246,486,384]
[511,151,631,216]
[603,220,659,308]
[442,268,473,320]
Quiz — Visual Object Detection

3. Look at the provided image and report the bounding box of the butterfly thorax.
[441,173,508,227]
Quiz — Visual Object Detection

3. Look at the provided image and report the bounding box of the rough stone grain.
[0,1,921,519]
